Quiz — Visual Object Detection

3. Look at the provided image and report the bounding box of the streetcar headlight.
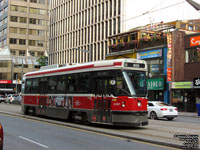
[121,101,126,107]
[138,101,142,107]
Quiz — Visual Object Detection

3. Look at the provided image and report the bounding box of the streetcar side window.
[25,79,32,93]
[32,78,39,93]
[77,73,90,93]
[56,75,66,93]
[48,76,57,93]
[66,74,77,93]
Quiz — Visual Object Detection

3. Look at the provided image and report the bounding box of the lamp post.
[73,47,92,62]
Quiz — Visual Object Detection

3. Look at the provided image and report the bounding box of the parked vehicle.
[147,101,178,120]
[12,95,22,105]
[5,94,18,104]
[0,123,3,150]
[0,95,6,103]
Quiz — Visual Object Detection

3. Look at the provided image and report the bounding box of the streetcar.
[22,59,148,127]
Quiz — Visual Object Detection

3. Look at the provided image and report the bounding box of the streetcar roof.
[24,59,147,78]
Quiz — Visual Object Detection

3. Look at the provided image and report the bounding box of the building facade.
[0,0,49,94]
[170,32,200,112]
[106,20,200,112]
[49,0,125,65]
[0,0,49,56]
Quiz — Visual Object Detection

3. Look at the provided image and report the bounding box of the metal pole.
[16,74,17,94]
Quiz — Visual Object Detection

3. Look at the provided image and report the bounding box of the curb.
[0,110,182,149]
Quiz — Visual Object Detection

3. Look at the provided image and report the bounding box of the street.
[0,104,199,149]
[0,114,173,150]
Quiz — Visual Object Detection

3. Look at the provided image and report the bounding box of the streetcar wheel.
[150,111,158,120]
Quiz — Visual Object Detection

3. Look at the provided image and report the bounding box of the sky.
[124,0,200,31]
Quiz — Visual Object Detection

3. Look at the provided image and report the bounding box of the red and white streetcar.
[22,59,148,126]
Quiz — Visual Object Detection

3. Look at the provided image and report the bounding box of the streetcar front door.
[93,77,112,124]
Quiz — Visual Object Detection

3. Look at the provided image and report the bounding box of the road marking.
[19,136,48,149]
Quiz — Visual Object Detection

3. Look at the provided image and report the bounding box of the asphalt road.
[0,114,174,150]
[0,103,199,149]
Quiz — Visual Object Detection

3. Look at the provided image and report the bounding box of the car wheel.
[167,117,174,121]
[150,111,158,120]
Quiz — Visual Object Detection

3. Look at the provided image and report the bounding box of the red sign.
[190,36,200,47]
[0,80,12,84]
[167,68,172,82]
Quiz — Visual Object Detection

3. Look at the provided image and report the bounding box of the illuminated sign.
[0,80,12,84]
[190,36,200,47]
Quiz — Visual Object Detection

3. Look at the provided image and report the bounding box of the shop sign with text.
[137,49,162,59]
[172,82,193,89]
[147,78,164,90]
[0,80,12,84]
[190,36,200,47]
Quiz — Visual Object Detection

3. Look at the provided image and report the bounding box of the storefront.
[171,81,200,112]
[147,78,164,101]
[137,48,169,103]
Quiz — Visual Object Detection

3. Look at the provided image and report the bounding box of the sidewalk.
[179,111,200,118]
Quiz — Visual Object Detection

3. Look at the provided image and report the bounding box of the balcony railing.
[109,40,138,53]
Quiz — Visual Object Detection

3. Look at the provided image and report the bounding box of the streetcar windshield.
[116,71,147,97]
[125,71,147,97]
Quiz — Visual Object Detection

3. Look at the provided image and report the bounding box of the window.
[11,50,16,55]
[29,29,37,35]
[20,17,27,23]
[37,52,43,56]
[10,16,18,22]
[38,19,45,25]
[186,48,200,63]
[38,9,46,15]
[10,38,17,44]
[19,50,25,56]
[38,0,45,4]
[66,74,77,93]
[77,73,90,93]
[19,39,26,45]
[56,75,66,93]
[10,27,17,33]
[18,6,27,13]
[38,30,45,36]
[29,40,36,46]
[37,40,44,47]
[30,0,37,3]
[30,8,38,14]
[25,79,32,93]
[48,76,57,93]
[148,103,154,107]
[29,18,37,24]
[19,28,26,34]
[11,5,18,11]
[32,78,39,93]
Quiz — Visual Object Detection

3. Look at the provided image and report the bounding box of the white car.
[147,101,178,120]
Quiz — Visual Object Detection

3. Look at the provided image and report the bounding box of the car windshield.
[157,102,170,106]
